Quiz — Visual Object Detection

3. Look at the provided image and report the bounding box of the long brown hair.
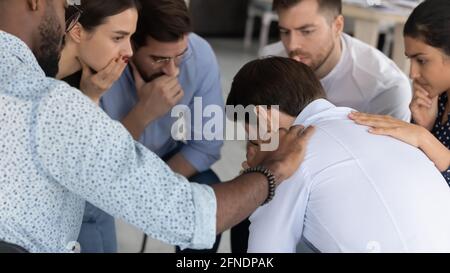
[404,0,450,56]
[66,0,140,32]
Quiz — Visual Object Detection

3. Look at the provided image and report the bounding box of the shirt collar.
[294,99,338,127]
[0,30,45,76]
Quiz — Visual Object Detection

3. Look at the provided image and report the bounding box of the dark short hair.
[227,57,326,119]
[404,0,450,56]
[273,0,342,18]
[66,0,140,32]
[133,0,192,47]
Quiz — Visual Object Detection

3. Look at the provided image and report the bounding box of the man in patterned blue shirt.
[0,0,314,253]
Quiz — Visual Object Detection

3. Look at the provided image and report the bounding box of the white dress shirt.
[260,34,412,121]
[248,99,450,253]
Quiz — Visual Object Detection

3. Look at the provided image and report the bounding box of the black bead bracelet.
[242,166,277,205]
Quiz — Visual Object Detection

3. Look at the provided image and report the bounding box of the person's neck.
[315,35,343,80]
[442,89,450,124]
[56,41,81,79]
[445,89,450,112]
[0,22,34,51]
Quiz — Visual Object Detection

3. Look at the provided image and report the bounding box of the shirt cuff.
[180,145,221,173]
[179,183,217,250]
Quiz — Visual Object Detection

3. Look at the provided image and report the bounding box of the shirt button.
[65,241,81,253]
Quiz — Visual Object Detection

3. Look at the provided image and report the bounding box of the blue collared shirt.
[0,31,216,253]
[100,33,224,172]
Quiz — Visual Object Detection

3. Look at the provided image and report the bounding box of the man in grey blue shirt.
[100,0,224,253]
[0,0,314,253]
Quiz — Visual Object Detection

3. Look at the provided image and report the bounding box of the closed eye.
[248,140,260,147]
[279,28,289,35]
[113,36,125,42]
[410,57,428,65]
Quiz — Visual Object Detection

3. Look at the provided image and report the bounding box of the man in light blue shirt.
[0,0,313,253]
[101,35,223,173]
[101,0,224,253]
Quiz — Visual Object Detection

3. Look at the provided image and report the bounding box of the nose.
[409,61,420,81]
[285,32,302,53]
[162,59,180,77]
[121,40,134,58]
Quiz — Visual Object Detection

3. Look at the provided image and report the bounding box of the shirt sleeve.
[247,171,309,253]
[179,39,224,173]
[368,76,412,122]
[33,83,217,250]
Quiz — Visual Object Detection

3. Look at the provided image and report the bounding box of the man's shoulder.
[42,78,90,106]
[188,33,216,58]
[183,33,220,76]
[342,34,410,98]
[344,34,407,81]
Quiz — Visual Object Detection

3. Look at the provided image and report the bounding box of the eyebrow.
[405,52,425,58]
[113,30,132,36]
[279,24,316,31]
[150,47,189,59]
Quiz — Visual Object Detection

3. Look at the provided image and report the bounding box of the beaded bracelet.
[242,166,277,205]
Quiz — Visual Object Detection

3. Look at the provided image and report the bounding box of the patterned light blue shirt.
[0,31,216,253]
[101,33,224,172]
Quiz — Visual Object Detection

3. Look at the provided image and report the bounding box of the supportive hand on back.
[349,112,426,148]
